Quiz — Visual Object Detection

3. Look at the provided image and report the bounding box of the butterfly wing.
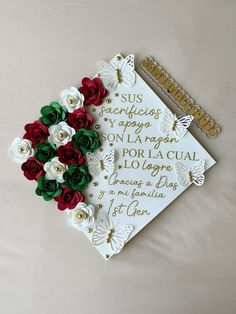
[110,224,134,254]
[92,215,110,246]
[174,115,194,138]
[191,160,205,186]
[174,162,191,187]
[121,54,135,69]
[102,149,115,174]
[160,108,176,134]
[96,60,117,90]
[120,54,136,87]
[86,152,102,176]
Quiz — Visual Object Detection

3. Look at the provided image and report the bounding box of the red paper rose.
[58,141,85,166]
[21,157,45,180]
[54,186,85,210]
[79,77,108,106]
[23,120,49,147]
[67,108,93,131]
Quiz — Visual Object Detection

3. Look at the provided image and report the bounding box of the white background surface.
[0,1,236,313]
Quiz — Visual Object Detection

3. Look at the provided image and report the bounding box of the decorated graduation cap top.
[9,53,215,260]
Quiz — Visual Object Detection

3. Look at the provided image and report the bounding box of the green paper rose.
[36,176,62,201]
[63,164,92,191]
[72,128,101,154]
[35,141,57,163]
[40,101,67,126]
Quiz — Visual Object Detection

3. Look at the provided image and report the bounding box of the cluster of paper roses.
[9,77,108,210]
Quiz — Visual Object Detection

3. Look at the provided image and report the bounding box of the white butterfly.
[96,54,136,90]
[160,108,194,138]
[86,150,115,176]
[174,160,205,187]
[92,215,134,254]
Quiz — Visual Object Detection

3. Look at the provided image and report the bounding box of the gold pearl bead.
[18,146,26,154]
[105,254,109,259]
[104,176,108,179]
[109,143,113,147]
[54,165,63,173]
[105,98,111,104]
[104,118,108,122]
[114,93,119,97]
[91,108,96,112]
[116,55,121,60]
[99,147,103,152]
[96,204,103,209]
[118,165,122,169]
[87,227,93,233]
[92,182,98,187]
[75,210,87,221]
[67,95,78,107]
[88,193,93,198]
[57,130,68,141]
[94,124,100,130]
[67,97,73,104]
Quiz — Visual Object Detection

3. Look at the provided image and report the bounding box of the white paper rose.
[9,137,34,164]
[48,121,75,147]
[44,157,67,183]
[59,86,84,113]
[68,203,95,231]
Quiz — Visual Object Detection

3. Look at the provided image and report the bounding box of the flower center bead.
[57,130,68,141]
[53,164,63,173]
[75,210,87,221]
[67,95,78,107]
[18,145,27,154]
